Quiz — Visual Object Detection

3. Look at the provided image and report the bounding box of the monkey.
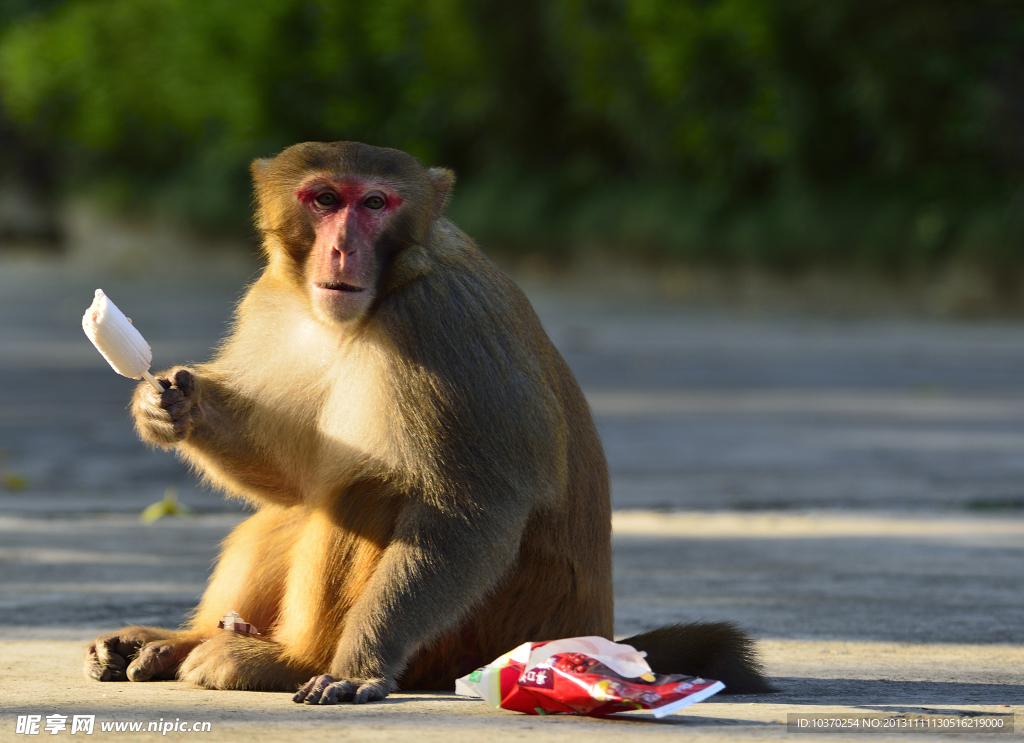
[83,141,772,703]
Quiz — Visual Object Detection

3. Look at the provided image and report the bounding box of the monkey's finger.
[171,415,192,435]
[84,657,125,682]
[294,674,335,704]
[165,398,192,419]
[292,678,316,703]
[352,680,388,704]
[85,631,147,682]
[159,388,185,409]
[306,675,339,704]
[84,643,127,682]
[173,369,197,397]
[320,680,358,705]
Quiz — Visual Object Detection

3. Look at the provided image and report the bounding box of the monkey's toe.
[293,675,390,705]
[127,640,186,682]
[84,653,127,682]
[84,636,133,682]
[318,679,388,704]
[319,679,358,704]
[293,674,336,704]
[351,679,389,704]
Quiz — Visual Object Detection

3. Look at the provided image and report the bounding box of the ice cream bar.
[82,289,164,392]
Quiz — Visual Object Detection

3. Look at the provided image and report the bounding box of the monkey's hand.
[292,674,396,705]
[84,627,200,682]
[132,367,202,446]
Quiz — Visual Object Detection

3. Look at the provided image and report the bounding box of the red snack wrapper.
[455,636,724,718]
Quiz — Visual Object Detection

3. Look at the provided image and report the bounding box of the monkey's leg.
[155,504,311,690]
[177,507,368,692]
[84,506,297,683]
[177,631,316,691]
[294,498,529,705]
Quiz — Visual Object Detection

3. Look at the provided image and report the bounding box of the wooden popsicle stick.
[141,369,166,393]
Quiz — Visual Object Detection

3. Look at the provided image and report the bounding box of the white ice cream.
[82,289,153,380]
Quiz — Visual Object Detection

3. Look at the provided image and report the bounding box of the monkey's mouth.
[316,281,365,293]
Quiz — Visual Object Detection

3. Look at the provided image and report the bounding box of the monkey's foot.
[84,627,181,682]
[293,674,394,705]
[126,638,199,681]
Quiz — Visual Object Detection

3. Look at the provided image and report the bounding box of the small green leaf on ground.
[140,487,194,523]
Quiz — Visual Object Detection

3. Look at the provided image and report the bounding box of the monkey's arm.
[295,494,532,704]
[293,255,569,704]
[132,367,298,500]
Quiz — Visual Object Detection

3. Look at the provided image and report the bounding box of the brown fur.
[83,141,769,701]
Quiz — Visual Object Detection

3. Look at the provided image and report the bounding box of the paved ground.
[0,255,1022,740]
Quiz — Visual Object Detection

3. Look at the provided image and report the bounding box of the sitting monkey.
[84,142,770,703]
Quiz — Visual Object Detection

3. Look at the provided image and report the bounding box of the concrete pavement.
[0,254,1021,740]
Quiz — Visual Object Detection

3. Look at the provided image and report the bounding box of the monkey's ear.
[250,158,272,184]
[428,167,455,219]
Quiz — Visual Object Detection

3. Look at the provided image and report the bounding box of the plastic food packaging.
[455,636,724,718]
[218,610,260,636]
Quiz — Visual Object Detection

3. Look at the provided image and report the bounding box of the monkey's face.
[253,142,449,324]
[295,176,403,325]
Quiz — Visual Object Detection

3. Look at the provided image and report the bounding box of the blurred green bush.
[0,0,1021,275]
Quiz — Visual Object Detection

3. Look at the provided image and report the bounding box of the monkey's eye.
[363,195,386,210]
[314,192,338,207]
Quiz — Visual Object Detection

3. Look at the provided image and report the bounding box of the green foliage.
[0,449,27,491]
[0,0,493,224]
[0,0,1021,270]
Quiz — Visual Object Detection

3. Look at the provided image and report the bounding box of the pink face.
[296,176,404,324]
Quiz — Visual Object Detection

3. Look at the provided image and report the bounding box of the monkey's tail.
[622,621,776,695]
